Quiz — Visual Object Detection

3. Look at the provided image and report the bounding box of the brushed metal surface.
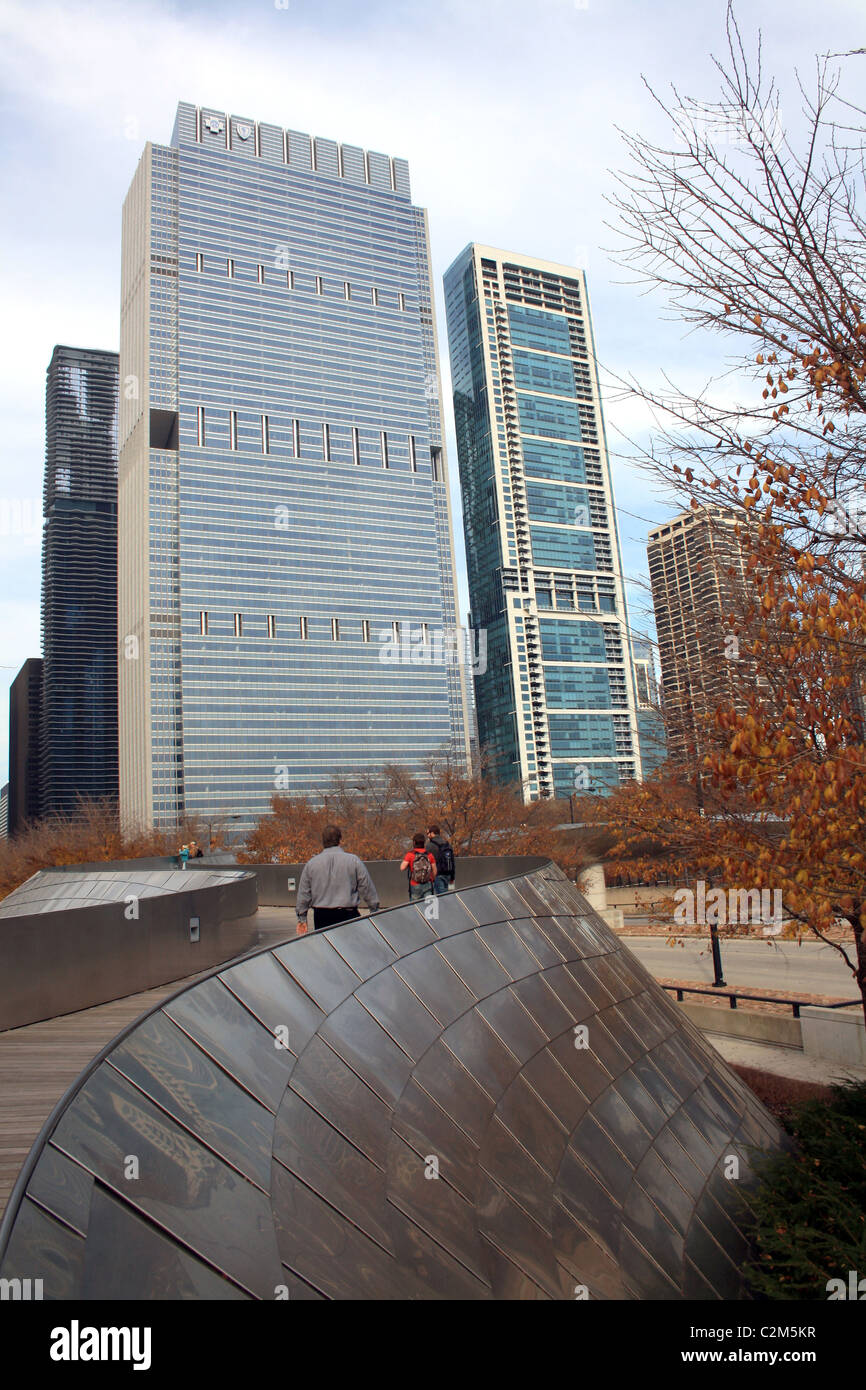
[0,862,784,1300]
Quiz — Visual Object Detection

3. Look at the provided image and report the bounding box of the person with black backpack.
[426,823,456,895]
[400,833,438,901]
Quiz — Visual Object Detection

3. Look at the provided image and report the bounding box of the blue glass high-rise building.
[119,103,468,831]
[631,636,667,777]
[41,347,119,817]
[444,246,644,799]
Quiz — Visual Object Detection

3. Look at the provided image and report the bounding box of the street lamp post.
[694,769,726,987]
[709,917,727,989]
[205,814,242,852]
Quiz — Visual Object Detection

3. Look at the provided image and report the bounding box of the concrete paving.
[621,935,859,998]
[702,1032,866,1086]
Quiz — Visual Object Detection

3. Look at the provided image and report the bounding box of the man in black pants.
[295,824,380,933]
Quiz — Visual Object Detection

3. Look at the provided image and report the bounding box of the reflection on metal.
[0,868,246,918]
[0,864,780,1299]
[0,867,259,1031]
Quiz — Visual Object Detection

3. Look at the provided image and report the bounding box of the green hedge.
[743,1079,866,1299]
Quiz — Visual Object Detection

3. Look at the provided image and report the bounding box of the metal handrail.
[663,983,861,1020]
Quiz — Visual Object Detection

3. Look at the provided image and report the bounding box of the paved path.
[621,936,858,998]
[704,1033,866,1086]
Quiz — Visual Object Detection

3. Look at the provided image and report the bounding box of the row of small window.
[195,406,426,471]
[196,615,431,642]
[193,253,408,310]
[535,589,617,613]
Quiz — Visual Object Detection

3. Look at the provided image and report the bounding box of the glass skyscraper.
[41,347,119,817]
[631,635,667,777]
[119,103,468,831]
[444,246,643,799]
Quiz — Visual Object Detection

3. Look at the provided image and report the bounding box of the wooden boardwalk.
[0,910,296,1223]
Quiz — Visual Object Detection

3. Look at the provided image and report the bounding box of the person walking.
[425,823,456,895]
[400,833,438,902]
[296,825,380,934]
[178,844,190,870]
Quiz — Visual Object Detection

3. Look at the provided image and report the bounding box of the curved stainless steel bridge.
[0,862,780,1299]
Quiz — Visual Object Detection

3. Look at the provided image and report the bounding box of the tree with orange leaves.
[241,758,592,882]
[597,7,866,1019]
[0,798,194,902]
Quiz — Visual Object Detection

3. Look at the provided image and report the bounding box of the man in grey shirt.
[296,824,380,933]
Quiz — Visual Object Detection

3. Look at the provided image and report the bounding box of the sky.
[0,0,863,782]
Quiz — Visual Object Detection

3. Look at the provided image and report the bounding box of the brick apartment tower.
[647,507,757,771]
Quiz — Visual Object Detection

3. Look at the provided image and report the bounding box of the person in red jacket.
[400,832,438,901]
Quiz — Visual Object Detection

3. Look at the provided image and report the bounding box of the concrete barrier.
[678,1001,803,1050]
[800,1006,866,1067]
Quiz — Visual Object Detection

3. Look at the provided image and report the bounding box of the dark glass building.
[40,347,119,817]
[8,657,43,833]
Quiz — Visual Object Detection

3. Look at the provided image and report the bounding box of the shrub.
[743,1079,866,1299]
[0,799,203,902]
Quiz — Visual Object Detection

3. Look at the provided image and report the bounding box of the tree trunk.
[850,908,866,1029]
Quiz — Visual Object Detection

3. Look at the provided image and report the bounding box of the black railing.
[664,983,861,1020]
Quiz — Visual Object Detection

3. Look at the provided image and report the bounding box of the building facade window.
[408,434,417,472]
[362,619,371,642]
[233,613,243,637]
[380,430,389,469]
[331,618,340,640]
[299,616,308,639]
[118,109,470,830]
[199,611,208,635]
[261,414,270,453]
[194,252,204,272]
[196,406,205,446]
